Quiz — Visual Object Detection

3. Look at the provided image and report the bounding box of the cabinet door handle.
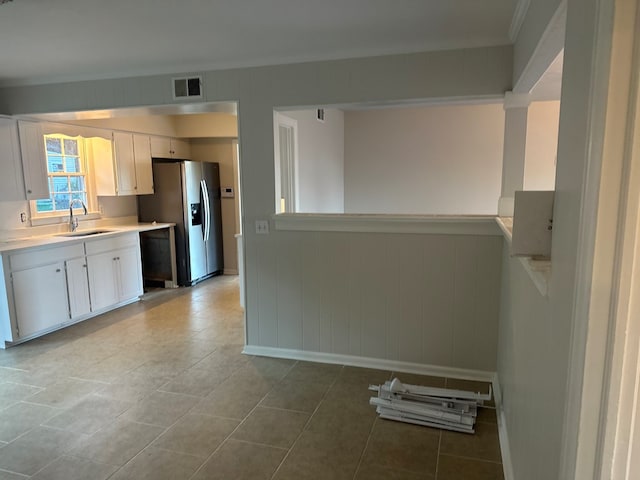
[113,257,117,261]
[55,268,61,272]
[27,189,32,194]
[83,264,87,268]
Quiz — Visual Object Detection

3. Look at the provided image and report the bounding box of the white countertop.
[0,223,174,254]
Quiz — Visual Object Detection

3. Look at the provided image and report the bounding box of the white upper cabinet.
[113,131,137,195]
[150,135,191,159]
[93,132,154,196]
[0,117,26,201]
[171,138,191,159]
[17,120,49,200]
[133,134,153,194]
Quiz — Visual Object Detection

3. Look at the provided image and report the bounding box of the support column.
[498,91,531,216]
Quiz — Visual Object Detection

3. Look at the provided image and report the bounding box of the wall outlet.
[255,220,269,234]
[19,212,27,223]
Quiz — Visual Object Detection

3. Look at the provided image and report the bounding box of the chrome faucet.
[69,199,88,232]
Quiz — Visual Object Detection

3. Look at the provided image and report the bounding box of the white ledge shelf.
[274,214,502,236]
[495,216,551,297]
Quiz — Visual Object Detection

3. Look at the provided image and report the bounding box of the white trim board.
[273,214,502,236]
[242,345,496,382]
[493,376,516,480]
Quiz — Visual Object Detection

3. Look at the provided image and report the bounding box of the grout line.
[351,370,393,480]
[435,430,442,479]
[438,452,503,465]
[186,362,303,480]
[268,365,343,480]
[351,415,377,480]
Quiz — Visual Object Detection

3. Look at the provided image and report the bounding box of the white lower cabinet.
[86,251,119,311]
[86,235,143,312]
[66,257,92,319]
[116,246,143,300]
[1,232,144,345]
[11,262,69,338]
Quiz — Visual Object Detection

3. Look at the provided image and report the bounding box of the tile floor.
[0,276,503,479]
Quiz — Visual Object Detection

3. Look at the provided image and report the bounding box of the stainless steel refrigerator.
[138,159,223,286]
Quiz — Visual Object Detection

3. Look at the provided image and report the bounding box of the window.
[34,134,92,215]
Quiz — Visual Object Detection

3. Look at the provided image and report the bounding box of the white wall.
[253,230,502,372]
[0,45,513,376]
[190,138,240,274]
[497,245,560,479]
[344,104,505,215]
[279,109,344,213]
[0,200,29,231]
[71,115,177,137]
[173,113,238,138]
[524,100,560,190]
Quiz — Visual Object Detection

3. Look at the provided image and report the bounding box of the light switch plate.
[255,220,269,234]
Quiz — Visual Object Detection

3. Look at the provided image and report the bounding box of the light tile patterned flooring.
[0,276,503,479]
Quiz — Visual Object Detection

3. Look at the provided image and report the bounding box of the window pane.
[65,157,81,173]
[71,192,86,203]
[63,139,78,155]
[52,176,69,193]
[53,194,71,211]
[69,176,85,192]
[48,156,64,173]
[35,198,54,212]
[46,138,62,154]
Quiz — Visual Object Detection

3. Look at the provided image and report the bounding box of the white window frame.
[29,133,99,223]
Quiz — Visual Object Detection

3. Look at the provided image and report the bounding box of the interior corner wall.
[343,103,504,215]
[524,100,560,190]
[279,109,344,213]
[0,45,513,375]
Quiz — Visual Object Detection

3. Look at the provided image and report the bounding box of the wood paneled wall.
[247,231,502,372]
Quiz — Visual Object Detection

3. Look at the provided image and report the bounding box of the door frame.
[273,111,299,213]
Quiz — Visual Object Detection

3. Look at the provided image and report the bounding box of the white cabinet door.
[150,136,171,158]
[17,120,49,200]
[171,139,191,159]
[86,252,119,311]
[115,246,143,301]
[0,118,26,201]
[149,136,190,159]
[12,263,69,338]
[133,134,153,194]
[113,131,137,195]
[66,257,91,319]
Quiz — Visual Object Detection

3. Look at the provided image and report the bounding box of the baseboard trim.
[242,345,495,382]
[492,375,515,480]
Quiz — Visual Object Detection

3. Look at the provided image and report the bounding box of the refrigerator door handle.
[200,180,207,241]
[201,179,211,242]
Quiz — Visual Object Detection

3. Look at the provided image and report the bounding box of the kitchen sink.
[57,229,113,237]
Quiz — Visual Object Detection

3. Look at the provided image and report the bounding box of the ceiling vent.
[172,76,203,100]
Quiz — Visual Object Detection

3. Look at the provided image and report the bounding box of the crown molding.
[509,0,531,42]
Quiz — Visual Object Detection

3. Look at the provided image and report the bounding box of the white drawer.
[85,233,138,255]
[10,243,85,271]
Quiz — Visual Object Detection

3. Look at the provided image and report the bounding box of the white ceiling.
[0,0,516,87]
